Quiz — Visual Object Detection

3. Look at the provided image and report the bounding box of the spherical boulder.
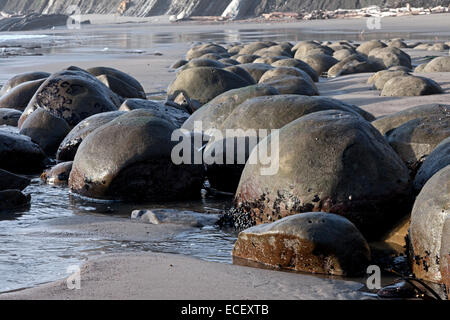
[381,75,443,96]
[333,48,355,61]
[204,96,371,193]
[56,111,125,162]
[356,40,386,56]
[327,54,377,78]
[294,43,333,60]
[0,127,46,174]
[301,54,338,76]
[233,110,412,240]
[181,84,280,133]
[180,58,226,71]
[224,66,256,85]
[170,59,188,69]
[19,108,71,156]
[422,56,450,72]
[96,74,145,99]
[386,116,450,170]
[19,69,120,128]
[0,71,50,96]
[232,212,371,276]
[253,56,287,65]
[410,165,449,284]
[119,99,190,128]
[368,47,412,70]
[0,108,21,126]
[372,103,450,135]
[0,79,46,111]
[86,67,145,98]
[167,67,251,107]
[367,70,409,90]
[186,43,227,60]
[237,63,273,82]
[259,76,319,96]
[271,58,319,82]
[69,110,204,201]
[414,137,450,192]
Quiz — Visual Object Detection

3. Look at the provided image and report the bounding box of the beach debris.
[117,0,131,15]
[131,209,219,227]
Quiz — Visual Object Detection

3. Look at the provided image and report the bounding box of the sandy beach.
[0,13,449,300]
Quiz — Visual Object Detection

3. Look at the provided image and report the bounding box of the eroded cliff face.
[0,0,448,18]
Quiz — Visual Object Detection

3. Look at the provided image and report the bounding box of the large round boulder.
[180,58,226,71]
[233,212,370,276]
[386,116,450,170]
[0,79,46,111]
[204,96,372,193]
[422,56,450,72]
[19,108,71,156]
[381,75,443,96]
[119,99,190,128]
[301,54,338,76]
[367,70,409,90]
[167,67,251,107]
[69,110,204,201]
[19,69,121,128]
[372,103,450,135]
[327,54,377,78]
[356,40,387,56]
[56,111,126,162]
[409,165,449,284]
[95,74,145,99]
[368,47,412,70]
[0,71,50,96]
[258,67,318,96]
[237,63,274,82]
[181,84,279,133]
[224,66,256,85]
[414,137,450,192]
[271,58,319,82]
[0,127,46,174]
[294,43,333,60]
[232,110,412,240]
[186,43,228,60]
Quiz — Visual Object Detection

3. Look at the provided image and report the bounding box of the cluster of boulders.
[169,41,448,292]
[0,37,448,297]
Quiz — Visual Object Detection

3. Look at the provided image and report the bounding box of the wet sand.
[0,14,449,299]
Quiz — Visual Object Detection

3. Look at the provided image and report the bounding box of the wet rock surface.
[19,108,71,156]
[0,190,30,213]
[410,165,449,284]
[69,110,204,201]
[56,111,125,162]
[414,137,450,192]
[0,79,46,111]
[386,116,450,171]
[0,127,46,174]
[19,69,121,128]
[167,67,251,107]
[231,110,412,240]
[233,212,371,276]
[0,169,30,191]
